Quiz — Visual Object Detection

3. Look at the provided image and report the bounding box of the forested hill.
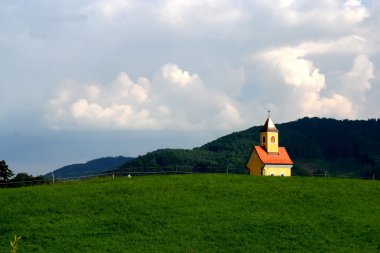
[47,156,133,179]
[119,117,380,177]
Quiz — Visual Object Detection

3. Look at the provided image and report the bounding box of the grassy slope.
[1,175,379,252]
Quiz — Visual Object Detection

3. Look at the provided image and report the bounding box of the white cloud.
[342,0,370,23]
[110,72,150,104]
[265,50,325,90]
[47,63,246,131]
[257,35,374,119]
[69,99,156,129]
[340,54,374,101]
[85,85,101,99]
[161,63,194,87]
[302,94,355,119]
[216,103,245,129]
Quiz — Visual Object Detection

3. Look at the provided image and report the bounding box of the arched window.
[270,173,275,176]
[271,136,276,143]
[280,173,285,177]
[262,136,266,144]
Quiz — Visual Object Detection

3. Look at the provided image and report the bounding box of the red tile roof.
[254,146,293,165]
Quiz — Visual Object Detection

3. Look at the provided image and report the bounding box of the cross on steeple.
[268,110,271,118]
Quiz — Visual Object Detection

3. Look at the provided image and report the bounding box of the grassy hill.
[119,117,380,177]
[1,175,379,252]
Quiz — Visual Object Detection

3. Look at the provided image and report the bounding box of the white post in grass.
[373,174,375,180]
[324,171,327,178]
[52,171,55,184]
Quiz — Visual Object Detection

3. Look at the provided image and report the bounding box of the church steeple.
[260,116,279,154]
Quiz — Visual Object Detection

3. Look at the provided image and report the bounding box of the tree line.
[0,160,45,187]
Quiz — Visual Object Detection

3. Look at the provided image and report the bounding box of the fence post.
[373,174,375,180]
[52,171,55,184]
[113,174,115,179]
[226,168,229,174]
[324,171,327,178]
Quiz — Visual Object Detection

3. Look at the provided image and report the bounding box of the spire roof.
[260,117,279,133]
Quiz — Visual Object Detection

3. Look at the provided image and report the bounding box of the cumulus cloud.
[161,64,195,87]
[340,54,375,101]
[257,35,375,119]
[3,0,380,130]
[47,63,245,131]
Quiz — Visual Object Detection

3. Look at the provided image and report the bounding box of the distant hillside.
[47,156,134,179]
[119,117,380,177]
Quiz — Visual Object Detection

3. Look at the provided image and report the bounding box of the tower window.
[262,136,266,144]
[271,136,276,143]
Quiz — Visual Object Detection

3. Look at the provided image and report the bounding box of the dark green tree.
[0,160,14,181]
[11,173,45,187]
[12,173,33,182]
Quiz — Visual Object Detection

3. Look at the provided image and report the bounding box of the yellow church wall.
[246,150,264,175]
[246,149,293,176]
[260,132,279,153]
[263,166,291,177]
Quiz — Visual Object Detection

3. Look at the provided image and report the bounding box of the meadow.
[0,174,379,252]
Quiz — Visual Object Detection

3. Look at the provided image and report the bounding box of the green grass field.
[1,174,379,252]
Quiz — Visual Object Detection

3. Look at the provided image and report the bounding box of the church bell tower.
[259,116,279,154]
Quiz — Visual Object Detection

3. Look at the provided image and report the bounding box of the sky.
[1,0,379,175]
